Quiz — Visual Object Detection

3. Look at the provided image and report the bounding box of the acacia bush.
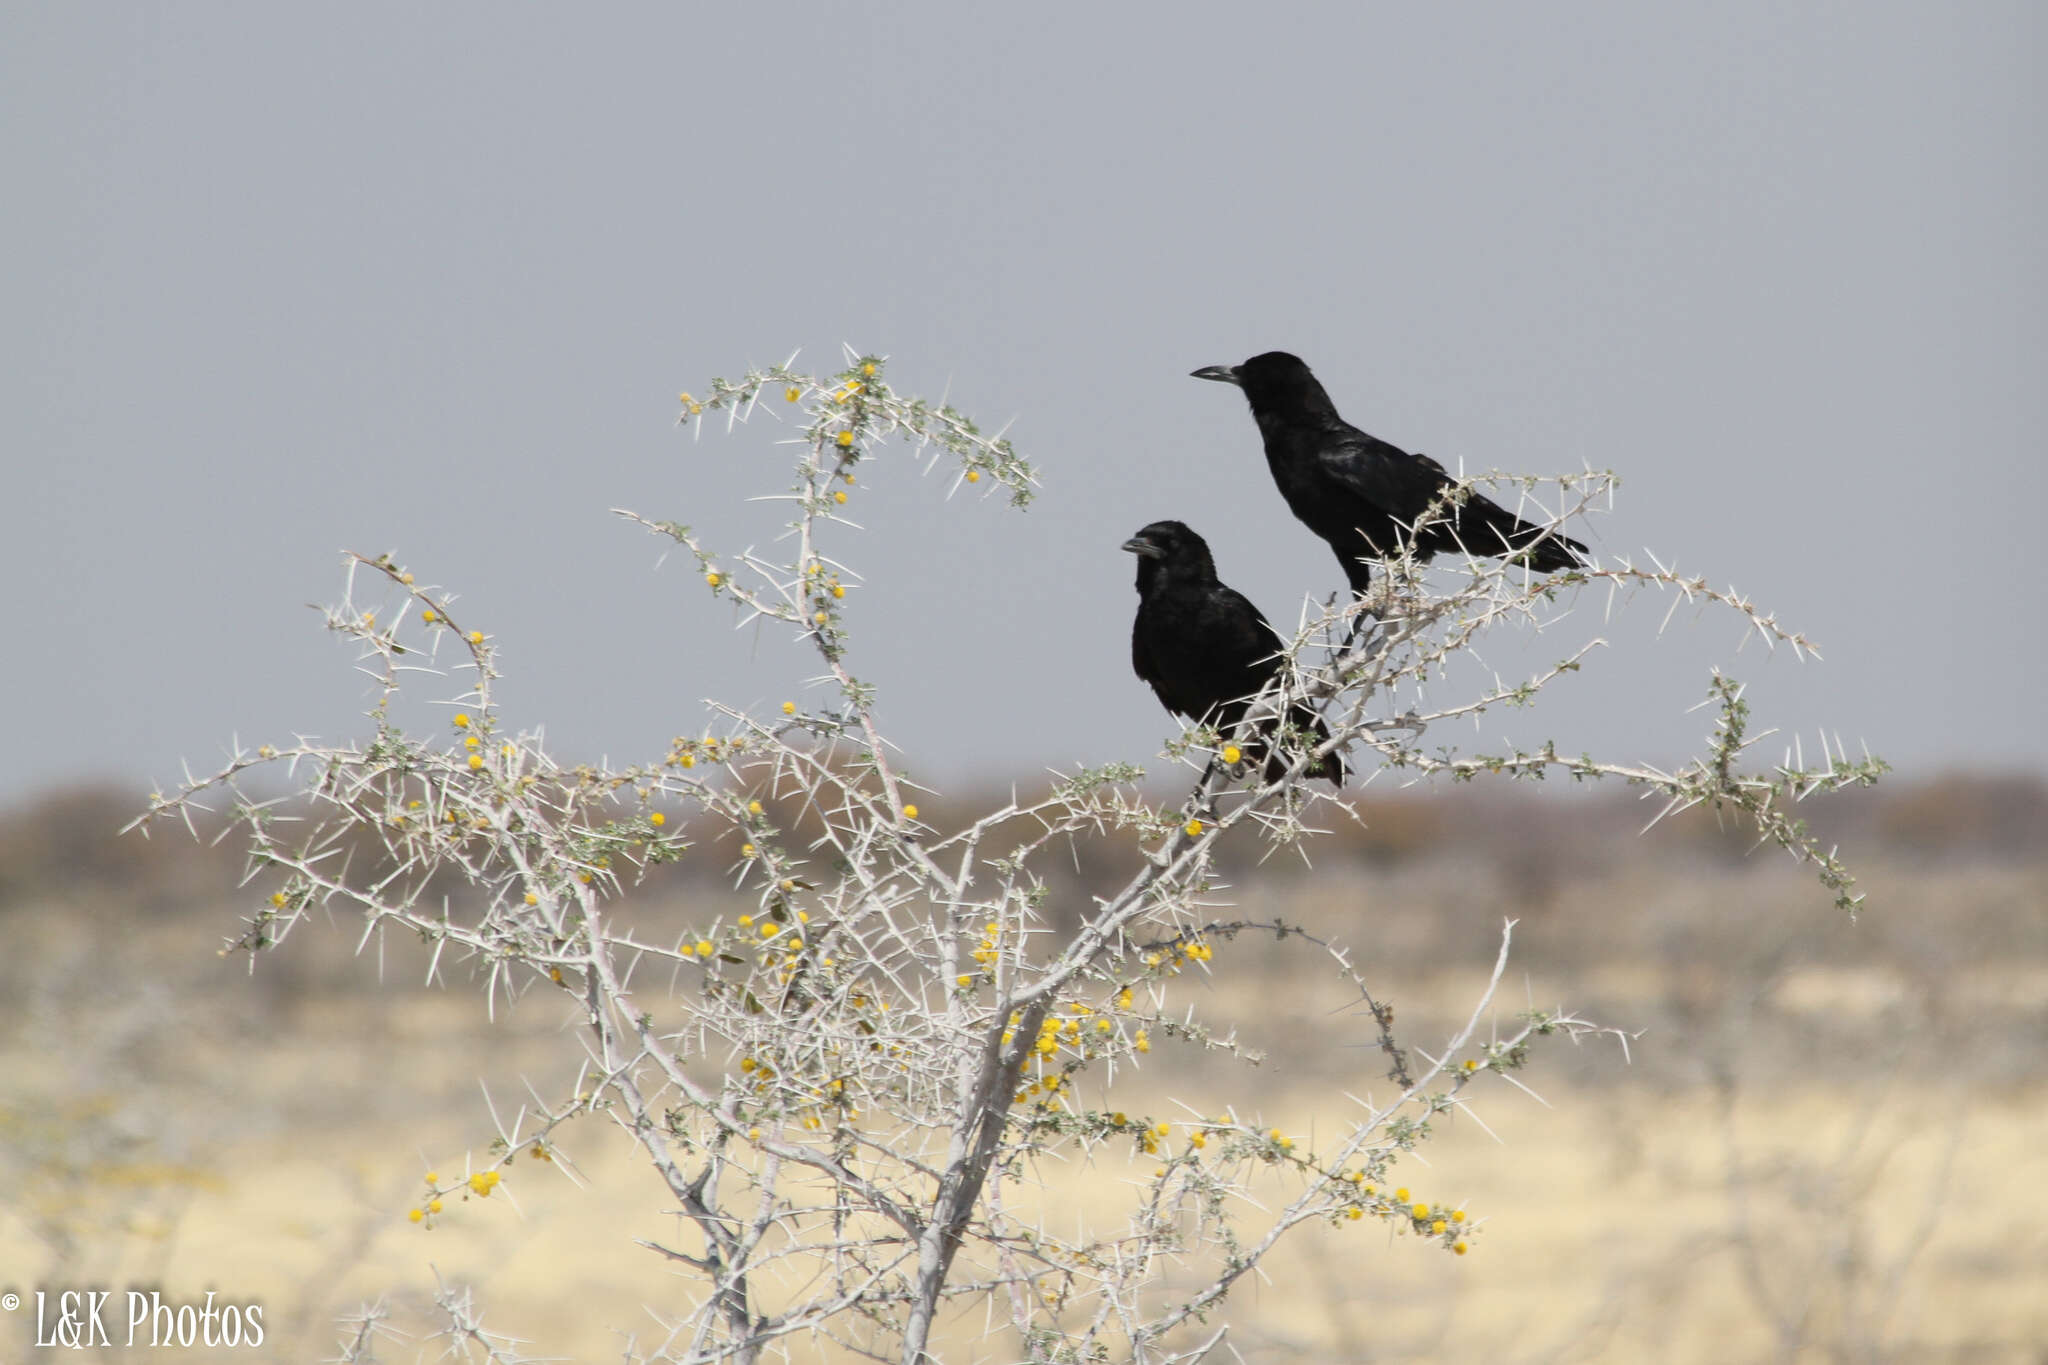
[133,350,1881,1364]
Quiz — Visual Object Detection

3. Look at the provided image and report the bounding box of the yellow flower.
[1431,1219,1447,1234]
[782,701,797,715]
[1395,1187,1410,1202]
[741,1057,757,1072]
[408,1208,424,1223]
[706,571,723,587]
[965,470,981,483]
[903,804,919,819]
[400,572,414,584]
[1452,1209,1466,1223]
[464,735,480,749]
[761,923,780,938]
[1411,1202,1429,1219]
[1453,1240,1469,1255]
[1190,1132,1206,1149]
[785,386,800,402]
[833,489,848,505]
[1134,1030,1150,1053]
[421,608,437,623]
[695,939,714,956]
[467,754,483,770]
[1184,819,1203,837]
[523,892,538,906]
[741,843,756,857]
[748,800,763,815]
[738,915,754,927]
[649,811,666,827]
[468,630,484,645]
[836,430,854,448]
[453,713,470,728]
[1347,1207,1363,1220]
[958,974,974,988]
[814,611,829,625]
[861,362,876,377]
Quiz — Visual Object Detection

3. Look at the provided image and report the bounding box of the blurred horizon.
[5,768,2044,1362]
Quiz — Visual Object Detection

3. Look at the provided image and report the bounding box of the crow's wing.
[1314,427,1456,526]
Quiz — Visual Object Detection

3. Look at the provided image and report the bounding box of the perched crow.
[1123,520,1345,786]
[1193,351,1589,595]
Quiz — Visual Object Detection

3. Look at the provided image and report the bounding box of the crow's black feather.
[1195,351,1589,595]
[1123,520,1344,787]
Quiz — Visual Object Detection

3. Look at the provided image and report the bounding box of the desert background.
[3,774,2042,1363]
[8,5,2042,1361]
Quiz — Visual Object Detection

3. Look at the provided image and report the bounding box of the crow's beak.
[1189,364,1240,386]
[1121,536,1164,558]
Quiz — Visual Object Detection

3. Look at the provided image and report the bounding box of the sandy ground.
[3,790,2044,1363]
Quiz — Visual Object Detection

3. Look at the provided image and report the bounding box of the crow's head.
[1121,520,1217,585]
[1192,351,1334,419]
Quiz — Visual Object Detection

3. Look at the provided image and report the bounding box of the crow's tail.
[1470,498,1589,574]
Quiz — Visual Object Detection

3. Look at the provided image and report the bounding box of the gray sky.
[5,3,2042,806]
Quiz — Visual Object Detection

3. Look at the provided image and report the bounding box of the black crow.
[1123,519,1344,786]
[1193,351,1588,595]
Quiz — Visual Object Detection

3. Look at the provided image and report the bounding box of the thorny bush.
[133,348,1882,1364]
